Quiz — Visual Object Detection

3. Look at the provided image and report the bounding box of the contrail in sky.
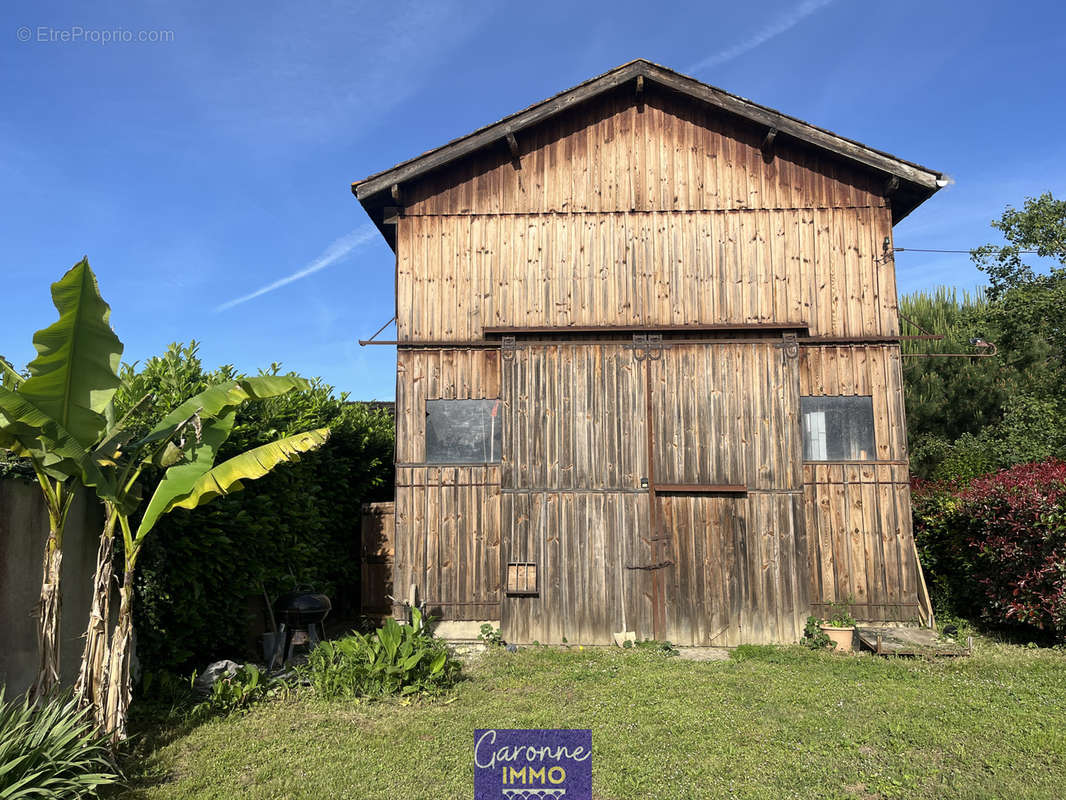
[688,0,836,74]
[215,225,377,312]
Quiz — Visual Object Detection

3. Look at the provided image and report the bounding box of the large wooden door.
[499,340,809,645]
[650,343,809,645]
[500,343,655,644]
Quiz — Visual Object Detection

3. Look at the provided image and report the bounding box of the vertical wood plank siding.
[386,84,919,641]
[360,502,395,617]
[397,207,895,340]
[403,89,884,216]
[799,345,921,621]
[499,343,808,645]
[393,349,502,620]
[500,344,655,643]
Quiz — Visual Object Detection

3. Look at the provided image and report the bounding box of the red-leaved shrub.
[914,460,1066,639]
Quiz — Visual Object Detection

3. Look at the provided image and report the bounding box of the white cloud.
[688,0,836,73]
[214,225,377,311]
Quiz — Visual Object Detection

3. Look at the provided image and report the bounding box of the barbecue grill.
[268,589,331,669]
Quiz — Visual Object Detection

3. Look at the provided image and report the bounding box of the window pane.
[800,396,875,461]
[425,399,502,463]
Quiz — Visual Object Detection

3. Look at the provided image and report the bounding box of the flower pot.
[820,625,855,652]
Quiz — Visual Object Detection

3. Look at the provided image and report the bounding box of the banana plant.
[0,259,123,700]
[67,374,329,742]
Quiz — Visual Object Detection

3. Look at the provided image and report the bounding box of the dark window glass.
[800,396,875,461]
[425,399,502,464]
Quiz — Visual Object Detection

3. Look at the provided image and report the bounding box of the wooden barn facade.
[353,60,945,645]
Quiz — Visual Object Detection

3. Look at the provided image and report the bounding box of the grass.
[113,640,1066,800]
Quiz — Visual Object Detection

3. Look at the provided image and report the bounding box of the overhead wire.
[894,247,1042,254]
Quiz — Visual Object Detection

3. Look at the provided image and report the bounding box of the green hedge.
[913,460,1066,642]
[114,344,394,675]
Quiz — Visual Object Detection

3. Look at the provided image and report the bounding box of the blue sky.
[3,0,1064,399]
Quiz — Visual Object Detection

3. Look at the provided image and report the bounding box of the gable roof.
[353,59,946,242]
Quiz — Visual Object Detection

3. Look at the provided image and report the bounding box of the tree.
[972,192,1066,368]
[0,259,122,699]
[121,347,394,676]
[72,374,328,742]
[902,193,1066,479]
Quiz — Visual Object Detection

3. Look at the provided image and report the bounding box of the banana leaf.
[133,376,310,452]
[0,385,108,489]
[16,258,123,449]
[136,427,329,538]
[0,356,23,389]
[135,412,236,537]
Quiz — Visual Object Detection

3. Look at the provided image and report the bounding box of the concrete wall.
[0,479,102,695]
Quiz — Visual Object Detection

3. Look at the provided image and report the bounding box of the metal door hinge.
[631,333,663,361]
[775,332,799,359]
[501,335,518,360]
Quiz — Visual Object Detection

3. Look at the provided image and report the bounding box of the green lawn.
[115,641,1066,800]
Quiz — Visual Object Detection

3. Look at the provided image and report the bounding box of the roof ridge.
[352,59,946,236]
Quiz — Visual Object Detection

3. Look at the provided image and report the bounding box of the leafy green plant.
[802,615,833,650]
[914,460,1066,641]
[80,376,329,743]
[304,610,460,699]
[825,599,857,628]
[189,665,284,721]
[124,346,394,678]
[0,688,117,798]
[478,624,504,647]
[0,259,123,700]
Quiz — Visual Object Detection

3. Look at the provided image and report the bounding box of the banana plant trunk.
[102,566,135,744]
[75,508,117,720]
[30,531,63,701]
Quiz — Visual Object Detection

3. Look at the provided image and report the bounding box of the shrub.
[913,460,1066,640]
[304,610,461,699]
[0,689,117,798]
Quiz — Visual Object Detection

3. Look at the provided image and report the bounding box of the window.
[800,396,875,461]
[425,399,502,464]
[506,562,538,596]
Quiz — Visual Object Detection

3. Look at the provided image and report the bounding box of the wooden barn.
[353,60,945,646]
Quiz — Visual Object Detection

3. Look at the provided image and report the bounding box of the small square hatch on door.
[506,562,538,596]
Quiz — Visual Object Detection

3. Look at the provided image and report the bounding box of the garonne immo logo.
[474,729,591,799]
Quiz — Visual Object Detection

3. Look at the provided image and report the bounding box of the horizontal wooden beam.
[483,322,808,335]
[364,333,928,349]
[656,484,747,494]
